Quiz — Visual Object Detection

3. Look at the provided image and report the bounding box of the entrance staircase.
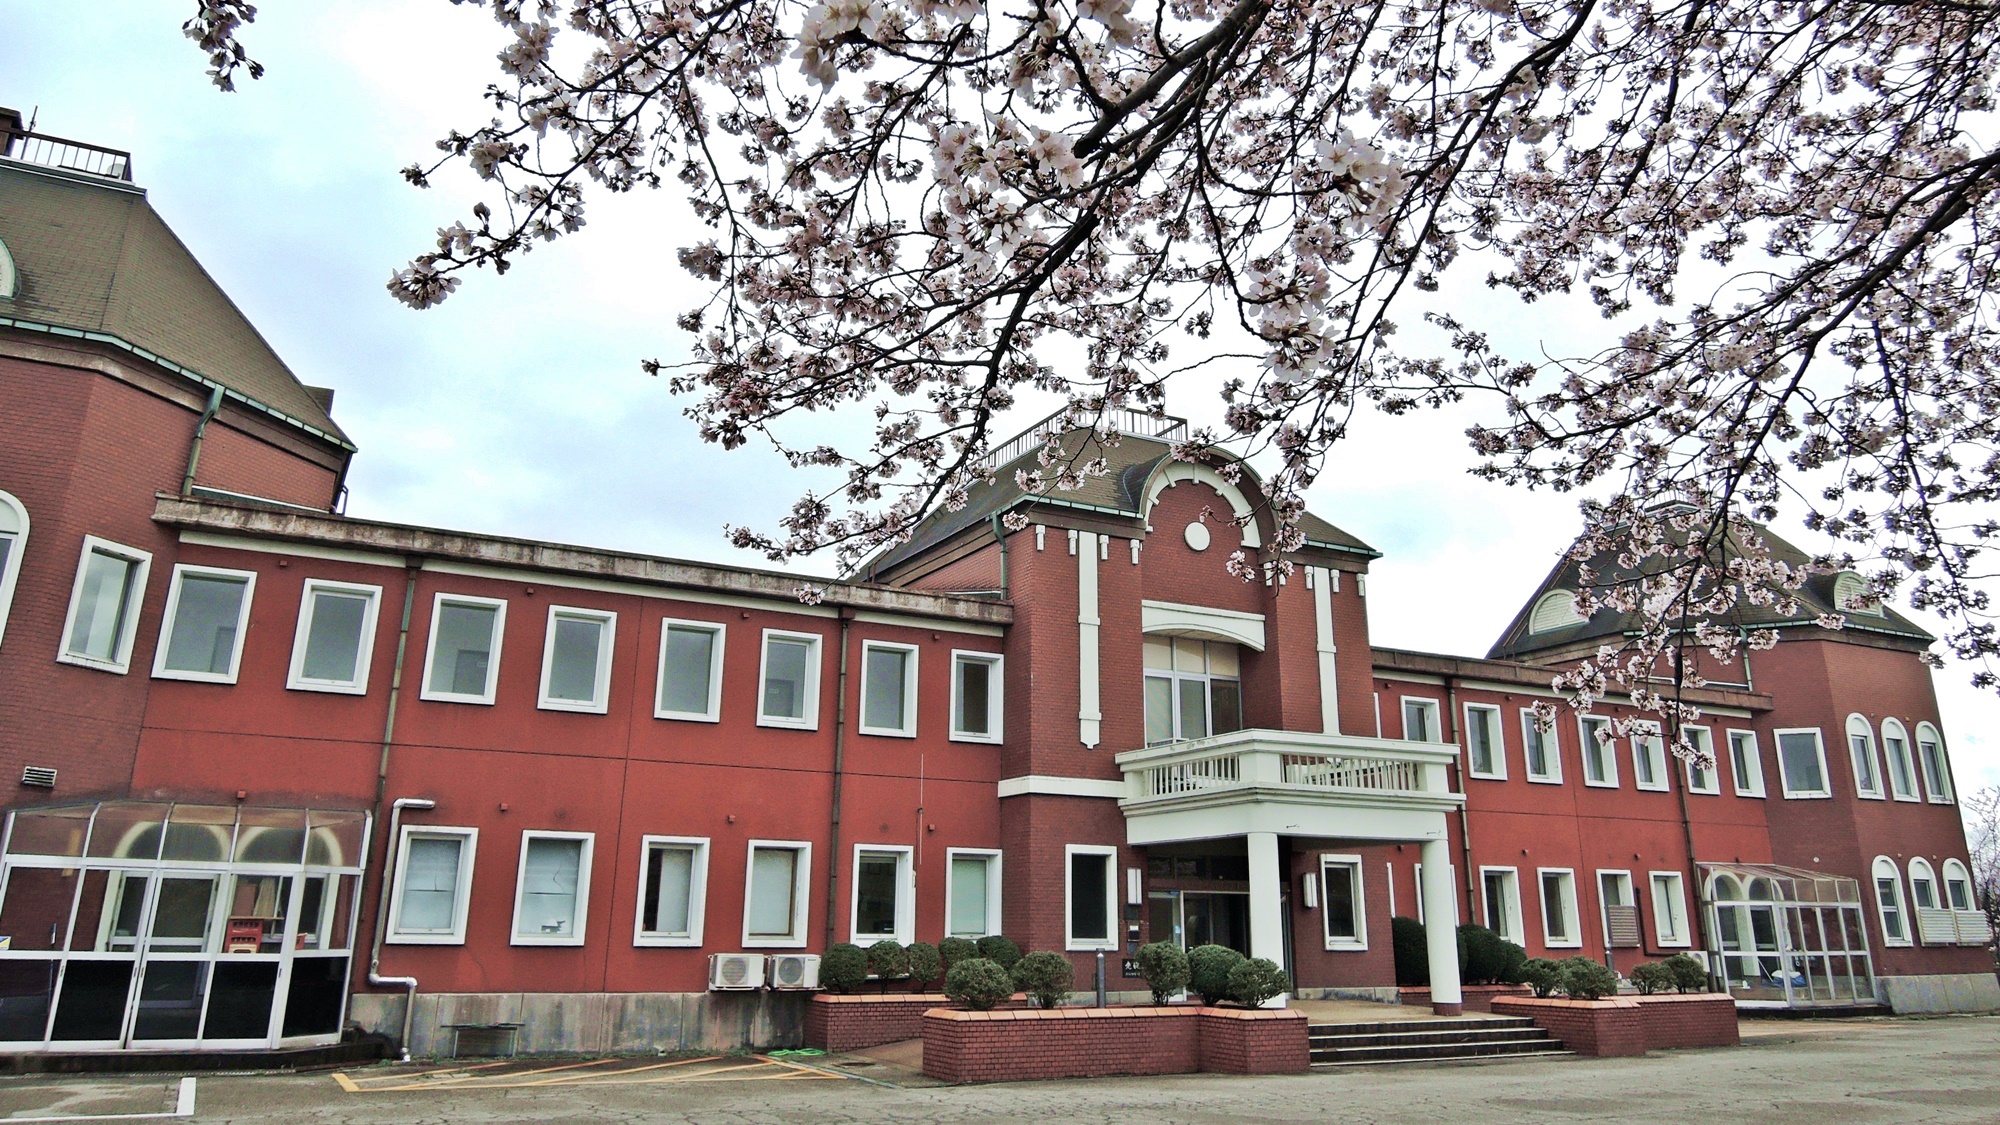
[1308,1015,1570,1067]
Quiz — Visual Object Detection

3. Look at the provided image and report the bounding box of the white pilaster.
[1312,566,1340,734]
[1078,531,1101,748]
[1246,831,1288,1007]
[1419,837,1463,1012]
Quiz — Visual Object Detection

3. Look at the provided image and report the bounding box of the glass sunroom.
[0,801,369,1051]
[1701,862,1876,1008]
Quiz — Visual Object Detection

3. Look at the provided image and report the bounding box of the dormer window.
[1832,572,1884,616]
[1143,637,1242,745]
[1527,589,1587,633]
[0,237,16,300]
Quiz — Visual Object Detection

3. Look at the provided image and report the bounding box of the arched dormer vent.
[1528,589,1587,633]
[0,238,16,300]
[1833,571,1884,617]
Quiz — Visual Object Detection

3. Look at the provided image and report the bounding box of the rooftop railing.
[1,125,133,182]
[1114,727,1459,808]
[974,407,1189,472]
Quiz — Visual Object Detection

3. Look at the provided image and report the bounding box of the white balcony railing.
[1116,728,1460,810]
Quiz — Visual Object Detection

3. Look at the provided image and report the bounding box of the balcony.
[1113,728,1464,845]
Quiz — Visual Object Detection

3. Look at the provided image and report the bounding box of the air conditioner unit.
[768,954,821,990]
[708,953,766,991]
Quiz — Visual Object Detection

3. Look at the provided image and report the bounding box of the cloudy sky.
[8,3,1997,801]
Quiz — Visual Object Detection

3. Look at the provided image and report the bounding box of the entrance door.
[1147,890,1250,955]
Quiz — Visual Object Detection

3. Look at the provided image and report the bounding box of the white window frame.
[1916,722,1954,804]
[151,563,258,683]
[948,650,1005,744]
[1630,724,1669,792]
[1579,716,1618,788]
[1845,713,1885,800]
[57,535,153,674]
[655,618,726,722]
[857,640,919,738]
[1880,717,1920,802]
[849,843,916,944]
[0,489,30,652]
[419,592,507,705]
[1522,711,1562,784]
[1942,859,1974,912]
[1400,696,1441,743]
[1681,726,1721,795]
[756,630,822,730]
[1463,703,1506,780]
[286,578,382,694]
[510,830,595,947]
[1320,854,1368,951]
[536,605,617,714]
[1538,868,1581,949]
[1597,869,1634,948]
[1774,727,1832,799]
[1064,844,1119,952]
[742,839,813,948]
[1649,871,1691,947]
[1727,729,1766,798]
[1479,866,1525,945]
[385,825,479,945]
[1872,855,1911,947]
[944,848,1003,939]
[633,835,710,947]
[1907,857,1940,911]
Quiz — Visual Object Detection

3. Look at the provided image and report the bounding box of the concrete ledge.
[349,991,809,1057]
[1879,973,2000,1015]
[1399,984,1533,1013]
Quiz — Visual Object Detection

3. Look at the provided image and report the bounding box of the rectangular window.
[538,606,615,713]
[1776,729,1830,798]
[1728,730,1766,797]
[1682,727,1720,794]
[387,827,477,944]
[512,832,592,945]
[154,564,255,682]
[1523,712,1561,783]
[850,845,913,944]
[1465,704,1504,779]
[1143,639,1241,744]
[1066,845,1117,951]
[859,641,918,737]
[287,580,381,693]
[421,593,506,704]
[1401,697,1439,742]
[1877,876,1908,942]
[1480,867,1523,944]
[758,631,821,729]
[635,836,708,946]
[1650,872,1690,947]
[1599,870,1639,948]
[1883,730,1919,800]
[1539,869,1580,948]
[1919,734,1953,803]
[743,841,811,947]
[58,536,153,673]
[656,619,725,721]
[1580,716,1616,786]
[1850,728,1884,798]
[1321,856,1366,949]
[950,652,1003,742]
[1632,725,1668,791]
[946,849,1002,938]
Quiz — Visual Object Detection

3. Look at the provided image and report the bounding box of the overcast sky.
[8,3,1997,801]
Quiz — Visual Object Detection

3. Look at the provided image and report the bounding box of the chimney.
[0,108,22,158]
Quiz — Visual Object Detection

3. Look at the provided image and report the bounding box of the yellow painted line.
[332,1054,847,1093]
[519,1056,730,1086]
[330,1072,361,1093]
[421,1057,624,1086]
[334,1058,516,1089]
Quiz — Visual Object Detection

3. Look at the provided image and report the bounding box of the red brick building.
[0,117,1990,1057]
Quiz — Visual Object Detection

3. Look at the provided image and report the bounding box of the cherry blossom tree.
[187,0,2000,752]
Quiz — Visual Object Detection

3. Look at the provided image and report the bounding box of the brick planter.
[1633,993,1739,1051]
[1397,984,1533,1013]
[920,1005,1311,1084]
[806,994,953,1052]
[1490,996,1647,1058]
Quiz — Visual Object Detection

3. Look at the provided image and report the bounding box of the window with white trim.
[1650,871,1690,947]
[1907,857,1939,910]
[1881,718,1919,801]
[1144,638,1242,744]
[536,606,615,713]
[1523,711,1561,783]
[421,593,506,704]
[1681,727,1720,794]
[1872,856,1910,946]
[1598,870,1636,948]
[153,564,256,682]
[859,641,918,737]
[1942,859,1974,912]
[1321,856,1367,949]
[850,844,914,944]
[1916,723,1954,803]
[512,831,593,945]
[387,826,477,944]
[1480,867,1524,944]
[758,631,821,729]
[1579,716,1617,787]
[743,840,811,947]
[0,489,30,651]
[950,651,1003,742]
[1539,869,1581,948]
[1846,714,1884,799]
[1631,724,1668,791]
[1775,728,1831,798]
[1464,704,1504,779]
[656,619,725,721]
[1066,845,1118,951]
[946,849,1002,938]
[1728,730,1766,797]
[58,536,153,673]
[635,836,708,946]
[287,579,381,693]
[1401,696,1441,743]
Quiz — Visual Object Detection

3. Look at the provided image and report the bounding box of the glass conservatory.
[1701,862,1876,1008]
[0,801,370,1051]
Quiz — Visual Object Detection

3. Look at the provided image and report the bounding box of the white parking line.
[4,1076,195,1123]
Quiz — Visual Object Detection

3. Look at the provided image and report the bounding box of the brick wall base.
[806,994,953,1052]
[1490,997,1647,1058]
[1632,994,1740,1051]
[920,1006,1310,1083]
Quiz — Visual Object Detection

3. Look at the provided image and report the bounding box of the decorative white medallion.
[1183,521,1211,551]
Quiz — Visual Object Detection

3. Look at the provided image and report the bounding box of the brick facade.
[919,1006,1309,1083]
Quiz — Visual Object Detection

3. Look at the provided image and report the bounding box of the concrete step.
[1311,1027,1556,1050]
[1312,1048,1577,1069]
[1306,1016,1539,1037]
[1310,1038,1571,1065]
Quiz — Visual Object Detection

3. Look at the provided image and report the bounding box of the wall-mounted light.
[1302,872,1319,910]
[1126,867,1143,906]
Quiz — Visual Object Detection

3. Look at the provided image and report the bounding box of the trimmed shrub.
[1495,939,1529,985]
[943,957,1013,1011]
[1135,941,1192,1005]
[1629,961,1675,995]
[1227,957,1291,1008]
[1520,958,1563,998]
[938,937,979,970]
[820,943,869,993]
[1392,917,1430,987]
[1188,944,1246,1005]
[976,935,1022,971]
[1010,951,1075,1009]
[866,940,909,982]
[1458,923,1509,984]
[905,941,942,990]
[1663,953,1709,993]
[1559,956,1620,1000]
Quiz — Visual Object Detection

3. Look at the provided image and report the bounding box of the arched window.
[1872,857,1910,946]
[1528,589,1587,633]
[1914,722,1954,803]
[1907,858,1939,910]
[1845,714,1883,799]
[1710,874,1744,902]
[1832,571,1883,616]
[0,489,27,651]
[0,236,16,300]
[1880,718,1919,800]
[1942,859,1975,913]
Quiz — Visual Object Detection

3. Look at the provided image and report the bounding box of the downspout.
[367,563,424,1059]
[989,514,1009,598]
[178,385,224,497]
[1669,649,1713,981]
[822,608,855,950]
[1444,675,1478,925]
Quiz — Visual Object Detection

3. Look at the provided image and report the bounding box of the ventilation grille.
[20,766,56,789]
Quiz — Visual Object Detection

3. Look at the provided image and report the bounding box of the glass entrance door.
[1146,890,1250,955]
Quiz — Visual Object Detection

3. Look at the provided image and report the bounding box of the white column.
[1246,831,1288,1008]
[1077,531,1101,748]
[1312,566,1340,734]
[1419,837,1463,1013]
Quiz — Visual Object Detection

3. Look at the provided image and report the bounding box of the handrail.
[974,407,1189,472]
[1,126,134,182]
[1118,728,1458,803]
